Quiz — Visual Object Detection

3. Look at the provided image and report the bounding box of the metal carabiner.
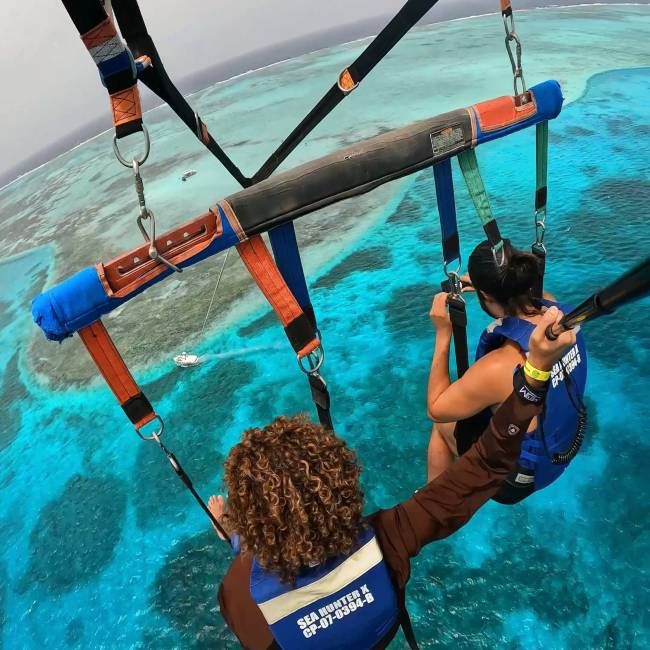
[137,209,183,273]
[446,270,465,300]
[534,208,547,249]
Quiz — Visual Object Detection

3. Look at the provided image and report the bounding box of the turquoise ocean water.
[1,5,649,648]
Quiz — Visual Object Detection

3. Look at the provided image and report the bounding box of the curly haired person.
[211,307,576,649]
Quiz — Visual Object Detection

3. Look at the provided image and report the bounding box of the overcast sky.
[0,0,427,177]
[0,1,642,179]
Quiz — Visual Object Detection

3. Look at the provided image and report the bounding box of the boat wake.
[174,343,283,367]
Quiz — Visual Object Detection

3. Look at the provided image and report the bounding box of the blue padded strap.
[433,158,460,267]
[269,222,314,325]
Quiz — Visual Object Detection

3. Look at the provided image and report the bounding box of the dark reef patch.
[387,196,422,225]
[237,310,277,338]
[565,125,595,138]
[606,117,629,136]
[150,531,234,649]
[311,246,392,290]
[132,358,255,529]
[0,299,15,332]
[0,352,29,452]
[410,508,590,647]
[142,367,184,404]
[383,282,434,339]
[22,474,127,595]
[65,617,85,646]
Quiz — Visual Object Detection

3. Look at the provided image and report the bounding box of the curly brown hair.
[223,415,364,583]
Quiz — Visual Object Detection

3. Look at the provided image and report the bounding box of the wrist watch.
[513,365,548,405]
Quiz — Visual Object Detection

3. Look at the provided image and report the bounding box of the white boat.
[181,169,197,182]
[173,352,201,367]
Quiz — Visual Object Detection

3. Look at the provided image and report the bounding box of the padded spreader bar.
[32,81,562,341]
[228,81,562,235]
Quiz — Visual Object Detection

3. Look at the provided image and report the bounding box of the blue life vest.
[475,300,588,490]
[249,526,399,650]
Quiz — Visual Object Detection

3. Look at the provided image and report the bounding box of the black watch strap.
[513,365,548,405]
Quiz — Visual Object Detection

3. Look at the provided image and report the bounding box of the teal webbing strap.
[457,149,493,227]
[457,149,504,261]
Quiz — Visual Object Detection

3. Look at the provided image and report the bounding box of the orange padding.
[472,93,536,133]
[81,16,117,49]
[237,235,320,356]
[338,69,356,92]
[500,0,512,13]
[237,236,303,327]
[78,321,156,429]
[110,85,143,128]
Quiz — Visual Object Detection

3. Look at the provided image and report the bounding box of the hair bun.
[503,251,539,295]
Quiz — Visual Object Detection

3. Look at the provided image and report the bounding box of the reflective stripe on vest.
[476,300,588,490]
[250,527,399,649]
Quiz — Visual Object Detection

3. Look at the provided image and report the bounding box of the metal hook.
[137,209,183,273]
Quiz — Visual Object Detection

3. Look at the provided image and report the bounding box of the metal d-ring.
[113,125,151,168]
[298,345,325,375]
[136,414,165,441]
[443,255,462,280]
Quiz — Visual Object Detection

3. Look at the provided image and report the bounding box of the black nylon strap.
[284,314,318,355]
[122,392,154,425]
[252,0,443,182]
[446,294,469,378]
[445,290,486,457]
[309,374,333,430]
[399,592,420,650]
[284,314,334,430]
[110,0,250,187]
[483,219,503,250]
[61,0,106,33]
[531,244,546,298]
[115,119,143,139]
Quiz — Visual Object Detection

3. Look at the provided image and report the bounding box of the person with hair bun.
[427,238,588,504]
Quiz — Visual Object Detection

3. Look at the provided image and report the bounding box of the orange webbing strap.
[80,15,117,50]
[500,0,512,15]
[78,320,157,430]
[237,234,333,429]
[237,235,321,358]
[110,86,143,129]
